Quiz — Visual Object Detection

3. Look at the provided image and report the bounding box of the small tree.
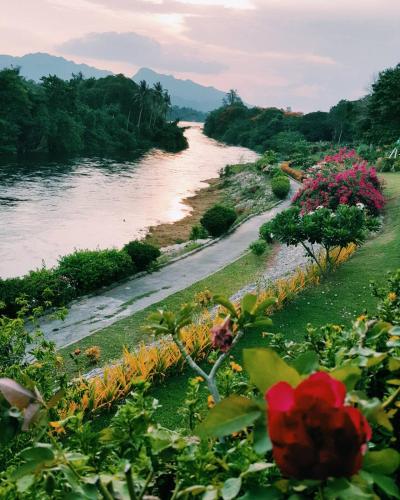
[146,294,275,404]
[260,205,380,274]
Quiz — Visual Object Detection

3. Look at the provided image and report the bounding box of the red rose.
[210,317,233,353]
[265,372,371,480]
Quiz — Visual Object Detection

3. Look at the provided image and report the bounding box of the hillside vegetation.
[204,63,400,153]
[0,68,187,157]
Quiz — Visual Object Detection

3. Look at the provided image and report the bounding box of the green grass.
[149,173,400,428]
[61,249,272,376]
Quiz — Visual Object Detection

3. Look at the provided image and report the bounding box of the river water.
[0,122,258,278]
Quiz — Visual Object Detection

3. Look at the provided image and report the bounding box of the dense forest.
[0,68,188,157]
[204,63,400,153]
[168,105,207,122]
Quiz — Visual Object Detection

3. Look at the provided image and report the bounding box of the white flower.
[308,211,315,216]
[356,202,365,210]
[316,205,324,210]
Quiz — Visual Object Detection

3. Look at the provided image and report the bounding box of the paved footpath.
[39,182,296,349]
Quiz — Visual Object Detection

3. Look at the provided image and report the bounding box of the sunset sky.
[1,0,399,111]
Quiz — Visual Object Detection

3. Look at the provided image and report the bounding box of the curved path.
[39,181,296,349]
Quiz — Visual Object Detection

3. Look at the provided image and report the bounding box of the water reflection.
[0,123,258,278]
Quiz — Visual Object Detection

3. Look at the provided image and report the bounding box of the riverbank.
[146,160,282,248]
[144,178,221,246]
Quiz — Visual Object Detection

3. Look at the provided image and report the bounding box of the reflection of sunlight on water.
[0,123,259,277]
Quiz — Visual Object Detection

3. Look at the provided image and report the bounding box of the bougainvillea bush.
[293,162,386,215]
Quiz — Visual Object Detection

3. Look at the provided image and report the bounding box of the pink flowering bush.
[323,147,359,166]
[293,163,385,215]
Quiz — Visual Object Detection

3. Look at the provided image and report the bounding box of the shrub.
[57,249,134,293]
[255,150,278,170]
[249,239,267,256]
[200,204,237,237]
[293,163,386,215]
[123,240,160,271]
[0,268,76,317]
[189,224,209,241]
[271,175,290,199]
[377,156,400,172]
[281,162,305,181]
[84,346,101,364]
[371,269,400,325]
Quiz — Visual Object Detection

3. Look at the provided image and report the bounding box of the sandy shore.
[144,177,222,247]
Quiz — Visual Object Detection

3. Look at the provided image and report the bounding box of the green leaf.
[254,297,277,317]
[371,473,400,498]
[242,462,274,477]
[177,485,208,497]
[331,365,361,390]
[47,389,65,409]
[291,352,319,374]
[388,357,400,371]
[238,486,282,500]
[365,353,387,368]
[324,478,374,499]
[202,488,219,500]
[363,449,400,475]
[221,477,242,500]
[243,348,300,393]
[20,444,55,462]
[16,474,35,493]
[245,319,273,334]
[252,414,272,455]
[241,293,257,314]
[196,395,261,438]
[213,295,238,317]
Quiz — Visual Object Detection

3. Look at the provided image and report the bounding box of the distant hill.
[168,106,207,123]
[0,53,113,81]
[133,67,225,112]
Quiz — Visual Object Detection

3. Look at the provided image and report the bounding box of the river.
[0,122,258,278]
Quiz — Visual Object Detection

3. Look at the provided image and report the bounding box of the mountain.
[133,67,226,112]
[0,53,113,81]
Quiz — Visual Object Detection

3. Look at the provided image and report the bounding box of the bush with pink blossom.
[293,162,385,215]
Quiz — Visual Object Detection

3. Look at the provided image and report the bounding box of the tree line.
[204,63,400,152]
[0,69,188,157]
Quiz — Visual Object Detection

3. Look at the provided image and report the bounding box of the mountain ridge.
[0,52,112,81]
[0,53,226,112]
[133,67,226,112]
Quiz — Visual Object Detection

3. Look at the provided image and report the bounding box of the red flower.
[210,317,233,352]
[265,372,371,480]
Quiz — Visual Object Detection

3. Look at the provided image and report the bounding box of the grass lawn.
[149,173,400,428]
[61,249,273,376]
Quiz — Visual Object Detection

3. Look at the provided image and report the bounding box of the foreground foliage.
[0,269,399,498]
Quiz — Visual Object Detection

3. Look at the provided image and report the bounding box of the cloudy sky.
[1,0,399,111]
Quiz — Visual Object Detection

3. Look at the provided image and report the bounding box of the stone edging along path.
[38,179,299,350]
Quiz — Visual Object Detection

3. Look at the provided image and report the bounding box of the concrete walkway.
[40,182,296,349]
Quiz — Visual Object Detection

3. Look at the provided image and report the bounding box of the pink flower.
[211,317,233,352]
